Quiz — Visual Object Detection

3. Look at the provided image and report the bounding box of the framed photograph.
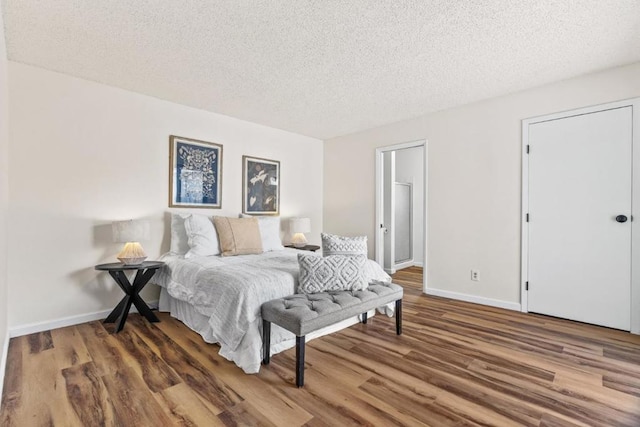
[242,155,280,215]
[169,135,223,208]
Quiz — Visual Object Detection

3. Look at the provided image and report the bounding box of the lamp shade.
[112,219,150,243]
[289,217,311,234]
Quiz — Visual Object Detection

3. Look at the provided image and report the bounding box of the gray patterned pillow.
[297,253,368,294]
[321,232,367,256]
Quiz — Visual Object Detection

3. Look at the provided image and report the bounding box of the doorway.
[375,140,428,292]
[521,98,640,333]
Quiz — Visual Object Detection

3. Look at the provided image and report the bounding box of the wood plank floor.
[2,266,640,426]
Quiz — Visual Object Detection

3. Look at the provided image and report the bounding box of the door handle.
[615,215,628,223]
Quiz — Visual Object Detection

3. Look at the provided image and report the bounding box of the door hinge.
[525,281,529,291]
[526,145,530,154]
[526,213,529,222]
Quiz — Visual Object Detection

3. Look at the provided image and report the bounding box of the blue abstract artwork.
[170,136,223,208]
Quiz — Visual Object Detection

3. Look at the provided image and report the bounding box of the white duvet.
[154,248,391,373]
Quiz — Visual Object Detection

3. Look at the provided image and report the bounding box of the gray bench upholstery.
[261,281,403,387]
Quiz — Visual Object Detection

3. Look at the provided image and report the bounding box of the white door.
[527,106,632,330]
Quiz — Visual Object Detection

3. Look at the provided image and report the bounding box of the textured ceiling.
[3,1,640,139]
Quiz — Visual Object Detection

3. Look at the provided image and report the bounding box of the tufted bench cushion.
[262,282,403,336]
[261,281,403,387]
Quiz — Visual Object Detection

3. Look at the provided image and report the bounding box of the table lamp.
[112,219,150,265]
[290,217,311,248]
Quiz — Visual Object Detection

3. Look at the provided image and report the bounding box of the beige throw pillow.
[213,217,263,256]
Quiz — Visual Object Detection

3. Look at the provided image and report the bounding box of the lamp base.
[117,256,147,265]
[291,233,308,248]
[117,242,147,265]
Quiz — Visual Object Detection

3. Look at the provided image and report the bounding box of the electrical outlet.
[471,269,480,281]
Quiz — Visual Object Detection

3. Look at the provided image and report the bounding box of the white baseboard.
[388,261,423,273]
[9,300,159,338]
[393,260,414,271]
[424,288,521,311]
[0,328,9,401]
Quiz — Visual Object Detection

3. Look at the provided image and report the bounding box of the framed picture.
[242,155,280,215]
[169,135,223,208]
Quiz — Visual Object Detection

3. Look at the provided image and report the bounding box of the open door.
[375,140,428,291]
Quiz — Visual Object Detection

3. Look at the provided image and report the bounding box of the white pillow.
[297,253,368,294]
[240,214,284,252]
[363,259,392,283]
[184,214,220,258]
[170,213,190,255]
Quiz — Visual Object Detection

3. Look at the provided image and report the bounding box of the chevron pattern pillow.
[297,253,368,294]
[321,233,367,256]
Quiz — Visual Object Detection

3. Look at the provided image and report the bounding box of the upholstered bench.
[261,282,403,387]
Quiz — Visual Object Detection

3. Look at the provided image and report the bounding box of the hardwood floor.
[2,266,640,426]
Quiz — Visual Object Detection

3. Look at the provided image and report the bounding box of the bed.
[154,248,392,373]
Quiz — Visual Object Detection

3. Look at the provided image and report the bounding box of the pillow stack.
[169,213,284,258]
[297,232,369,294]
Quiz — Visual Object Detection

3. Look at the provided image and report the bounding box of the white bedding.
[154,248,391,373]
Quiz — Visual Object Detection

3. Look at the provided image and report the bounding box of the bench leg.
[395,299,403,335]
[296,336,305,387]
[262,320,271,365]
[361,312,368,324]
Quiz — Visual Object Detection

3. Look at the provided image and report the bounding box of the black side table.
[285,244,321,252]
[95,261,164,333]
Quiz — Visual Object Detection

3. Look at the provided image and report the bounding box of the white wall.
[0,4,10,394]
[7,62,323,328]
[324,62,640,307]
[395,146,424,267]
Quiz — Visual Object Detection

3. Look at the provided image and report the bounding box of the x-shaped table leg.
[104,268,159,332]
